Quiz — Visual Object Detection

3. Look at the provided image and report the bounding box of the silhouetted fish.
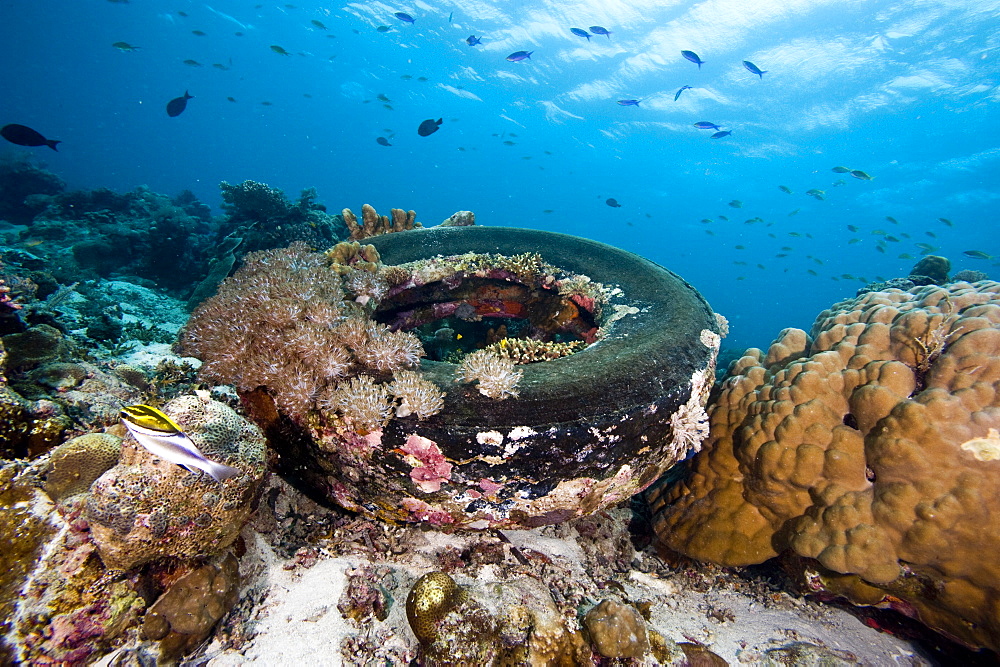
[466,35,482,46]
[710,130,731,138]
[674,85,692,101]
[831,166,851,173]
[112,41,140,52]
[394,11,414,23]
[617,99,640,106]
[376,136,392,146]
[693,121,721,130]
[850,169,873,180]
[417,118,442,136]
[743,61,767,78]
[606,198,622,208]
[778,185,792,194]
[270,45,290,55]
[1,124,60,151]
[590,26,611,39]
[166,91,193,117]
[311,19,327,30]
[376,25,391,32]
[570,28,590,41]
[506,50,533,62]
[681,50,705,68]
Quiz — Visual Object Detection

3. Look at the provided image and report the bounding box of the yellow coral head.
[405,571,468,645]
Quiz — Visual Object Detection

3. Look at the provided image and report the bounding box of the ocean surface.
[2,0,997,350]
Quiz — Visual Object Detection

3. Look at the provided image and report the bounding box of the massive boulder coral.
[650,281,1000,653]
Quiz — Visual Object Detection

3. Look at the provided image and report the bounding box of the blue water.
[2,0,997,351]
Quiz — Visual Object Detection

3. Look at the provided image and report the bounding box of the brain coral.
[650,281,1000,652]
[86,394,266,569]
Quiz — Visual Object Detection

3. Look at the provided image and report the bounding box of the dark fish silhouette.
[166,91,193,117]
[1,124,60,151]
[376,137,392,146]
[466,35,482,46]
[710,130,732,138]
[674,85,692,101]
[394,11,414,23]
[376,25,391,32]
[617,99,640,106]
[570,28,590,41]
[606,198,622,208]
[506,50,533,62]
[743,60,767,78]
[589,26,611,39]
[417,118,442,136]
[681,50,705,68]
[693,121,721,130]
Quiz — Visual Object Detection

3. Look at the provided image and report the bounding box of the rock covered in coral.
[650,280,1000,653]
[86,394,266,569]
[404,571,591,665]
[141,553,240,663]
[583,598,650,658]
[0,460,146,665]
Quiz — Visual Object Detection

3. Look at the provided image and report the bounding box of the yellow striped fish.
[120,405,239,482]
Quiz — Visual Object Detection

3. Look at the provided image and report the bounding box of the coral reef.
[953,269,990,283]
[0,152,65,225]
[218,180,344,256]
[342,203,421,240]
[86,394,266,569]
[650,280,1000,653]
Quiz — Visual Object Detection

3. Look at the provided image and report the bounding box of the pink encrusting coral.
[399,434,453,493]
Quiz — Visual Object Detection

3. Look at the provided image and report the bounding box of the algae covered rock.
[86,394,266,569]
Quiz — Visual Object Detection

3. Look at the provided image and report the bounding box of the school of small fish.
[3,3,989,279]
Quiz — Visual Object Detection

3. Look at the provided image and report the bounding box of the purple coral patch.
[399,434,452,493]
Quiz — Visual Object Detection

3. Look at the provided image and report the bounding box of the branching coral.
[484,337,583,364]
[342,204,421,241]
[456,350,522,399]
